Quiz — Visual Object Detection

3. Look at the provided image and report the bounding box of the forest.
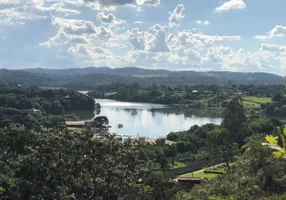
[0,67,285,90]
[0,83,286,199]
[88,83,286,117]
[0,85,95,129]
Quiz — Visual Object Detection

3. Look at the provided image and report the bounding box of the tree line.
[0,86,285,199]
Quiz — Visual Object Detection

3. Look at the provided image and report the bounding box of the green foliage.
[221,96,250,145]
[207,128,238,173]
[180,136,286,200]
[262,127,286,159]
[0,127,152,199]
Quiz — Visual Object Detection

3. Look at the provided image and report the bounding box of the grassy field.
[173,161,187,169]
[180,171,218,179]
[243,100,261,109]
[243,96,272,109]
[243,96,272,104]
[179,164,232,179]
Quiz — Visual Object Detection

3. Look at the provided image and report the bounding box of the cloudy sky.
[0,0,285,75]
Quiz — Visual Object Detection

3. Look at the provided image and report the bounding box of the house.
[65,121,95,128]
[137,136,176,145]
[30,108,42,113]
[63,95,70,100]
[65,121,86,128]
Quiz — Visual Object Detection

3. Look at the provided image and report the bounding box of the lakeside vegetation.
[88,83,286,117]
[0,83,286,199]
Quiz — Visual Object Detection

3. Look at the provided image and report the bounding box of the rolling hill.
[0,67,284,89]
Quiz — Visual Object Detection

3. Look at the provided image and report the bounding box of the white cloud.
[40,16,113,48]
[93,26,114,39]
[129,28,146,50]
[147,29,169,52]
[134,21,143,24]
[260,44,286,53]
[169,4,185,28]
[255,25,286,40]
[35,2,80,14]
[168,29,241,51]
[204,21,210,26]
[128,24,169,52]
[39,30,88,47]
[97,12,126,25]
[196,20,210,26]
[67,43,131,67]
[83,0,160,10]
[51,16,97,35]
[215,0,246,12]
[137,0,160,6]
[0,7,46,24]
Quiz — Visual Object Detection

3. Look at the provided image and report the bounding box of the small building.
[63,95,70,100]
[137,136,176,145]
[66,121,89,128]
[30,108,42,113]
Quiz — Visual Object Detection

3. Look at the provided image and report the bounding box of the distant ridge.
[0,67,284,89]
[21,66,283,78]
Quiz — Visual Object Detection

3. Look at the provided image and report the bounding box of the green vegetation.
[1,67,285,90]
[1,81,286,199]
[173,161,187,169]
[243,96,272,104]
[88,83,285,117]
[243,96,272,109]
[67,127,84,132]
[181,172,219,179]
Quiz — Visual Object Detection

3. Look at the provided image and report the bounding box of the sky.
[0,0,286,75]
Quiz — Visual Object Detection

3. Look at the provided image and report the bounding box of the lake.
[75,95,222,138]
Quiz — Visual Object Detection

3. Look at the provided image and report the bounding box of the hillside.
[0,67,284,89]
[21,67,285,84]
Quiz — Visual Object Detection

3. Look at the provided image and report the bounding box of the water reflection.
[74,99,222,138]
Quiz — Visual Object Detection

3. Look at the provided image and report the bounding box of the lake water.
[75,94,222,138]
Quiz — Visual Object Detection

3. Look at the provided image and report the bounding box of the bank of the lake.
[74,97,222,138]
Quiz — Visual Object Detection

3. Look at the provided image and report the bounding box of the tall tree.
[221,96,249,145]
[207,128,238,173]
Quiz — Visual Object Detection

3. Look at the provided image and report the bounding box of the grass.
[243,96,272,104]
[243,100,261,109]
[243,96,272,109]
[179,163,235,180]
[180,172,218,179]
[173,161,187,169]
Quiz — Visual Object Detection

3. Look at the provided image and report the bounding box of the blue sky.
[0,0,285,75]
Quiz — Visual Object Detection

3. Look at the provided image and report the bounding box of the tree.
[0,128,149,199]
[221,96,248,145]
[207,128,238,173]
[92,116,109,130]
[182,133,286,200]
[272,92,284,102]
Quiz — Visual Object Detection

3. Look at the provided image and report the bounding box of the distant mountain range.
[0,67,284,89]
